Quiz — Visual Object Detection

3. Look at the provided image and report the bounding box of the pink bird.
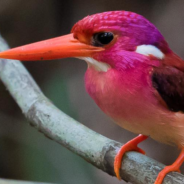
[0,11,184,184]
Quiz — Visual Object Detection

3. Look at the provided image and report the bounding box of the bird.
[0,10,184,184]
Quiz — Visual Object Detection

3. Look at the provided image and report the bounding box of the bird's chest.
[85,66,168,134]
[85,66,152,116]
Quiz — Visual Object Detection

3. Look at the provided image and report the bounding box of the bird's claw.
[154,162,183,184]
[114,134,148,180]
[135,146,146,155]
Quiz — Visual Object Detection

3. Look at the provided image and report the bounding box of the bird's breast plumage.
[85,62,156,120]
[85,63,184,146]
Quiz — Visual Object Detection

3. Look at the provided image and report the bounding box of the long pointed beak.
[0,34,104,61]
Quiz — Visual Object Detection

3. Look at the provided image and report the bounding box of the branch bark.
[0,178,53,184]
[0,34,184,184]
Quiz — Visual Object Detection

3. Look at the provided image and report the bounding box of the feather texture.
[152,66,184,112]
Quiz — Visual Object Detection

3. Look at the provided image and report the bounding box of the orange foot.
[114,134,148,179]
[154,148,184,184]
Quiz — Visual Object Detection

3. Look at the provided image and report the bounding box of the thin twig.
[0,34,184,184]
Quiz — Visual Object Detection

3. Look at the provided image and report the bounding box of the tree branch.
[0,178,53,184]
[0,34,184,184]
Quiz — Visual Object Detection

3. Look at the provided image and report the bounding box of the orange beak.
[0,34,103,61]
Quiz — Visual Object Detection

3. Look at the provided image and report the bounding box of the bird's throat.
[78,57,110,72]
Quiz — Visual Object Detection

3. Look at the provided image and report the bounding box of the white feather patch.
[136,45,164,59]
[78,57,110,72]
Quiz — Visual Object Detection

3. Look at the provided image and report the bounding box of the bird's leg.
[154,147,184,184]
[114,134,148,179]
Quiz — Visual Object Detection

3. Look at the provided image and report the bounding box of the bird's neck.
[84,63,154,120]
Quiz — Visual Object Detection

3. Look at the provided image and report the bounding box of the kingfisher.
[0,11,184,184]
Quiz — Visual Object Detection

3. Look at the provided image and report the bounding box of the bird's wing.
[152,65,184,112]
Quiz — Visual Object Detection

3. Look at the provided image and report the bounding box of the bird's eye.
[92,32,114,46]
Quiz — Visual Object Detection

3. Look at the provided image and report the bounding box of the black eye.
[92,32,114,46]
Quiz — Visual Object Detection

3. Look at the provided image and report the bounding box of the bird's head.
[0,11,171,70]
